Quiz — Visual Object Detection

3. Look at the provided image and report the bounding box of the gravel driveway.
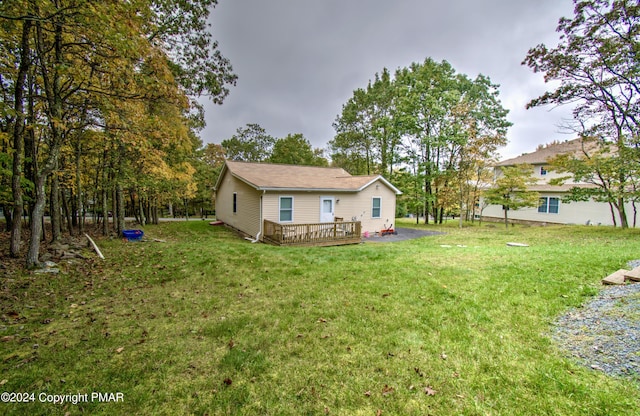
[552,261,640,383]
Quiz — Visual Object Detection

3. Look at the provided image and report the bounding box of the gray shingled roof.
[496,138,601,166]
[216,160,402,194]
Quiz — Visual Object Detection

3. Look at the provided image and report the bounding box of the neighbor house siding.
[483,195,635,226]
[483,163,637,227]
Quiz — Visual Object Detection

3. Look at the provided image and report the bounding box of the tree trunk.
[76,141,84,234]
[70,188,78,230]
[26,172,49,268]
[116,182,125,237]
[50,172,61,242]
[9,20,32,258]
[61,188,72,235]
[111,187,117,233]
[607,201,618,227]
[616,195,629,229]
[3,204,13,232]
[27,16,64,269]
[102,186,109,236]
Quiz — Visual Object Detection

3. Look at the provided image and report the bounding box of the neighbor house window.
[233,193,237,213]
[540,166,547,175]
[538,197,559,214]
[372,197,381,218]
[279,197,293,222]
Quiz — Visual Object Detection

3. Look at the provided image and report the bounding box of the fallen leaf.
[317,318,327,323]
[364,390,372,397]
[424,386,437,396]
[440,352,448,360]
[382,293,391,297]
[0,379,7,385]
[115,347,124,354]
[228,338,235,349]
[223,378,232,386]
[376,410,382,416]
[382,385,394,396]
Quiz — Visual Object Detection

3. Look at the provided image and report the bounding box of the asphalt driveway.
[363,227,444,243]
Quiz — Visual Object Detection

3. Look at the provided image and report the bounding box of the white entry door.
[320,197,334,222]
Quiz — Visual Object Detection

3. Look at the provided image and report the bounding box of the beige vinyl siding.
[215,173,262,238]
[262,179,397,235]
[351,180,396,233]
[263,193,327,224]
[481,194,636,226]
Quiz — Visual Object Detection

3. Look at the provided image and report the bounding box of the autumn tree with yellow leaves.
[0,0,236,268]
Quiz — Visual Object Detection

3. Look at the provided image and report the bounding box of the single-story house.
[213,160,402,245]
[481,138,638,227]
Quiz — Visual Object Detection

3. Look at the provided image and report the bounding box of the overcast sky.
[199,0,577,161]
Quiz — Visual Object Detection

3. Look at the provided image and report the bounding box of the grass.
[1,218,640,415]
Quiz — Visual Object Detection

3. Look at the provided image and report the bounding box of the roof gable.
[215,161,401,194]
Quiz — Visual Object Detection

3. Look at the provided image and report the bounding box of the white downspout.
[246,190,265,243]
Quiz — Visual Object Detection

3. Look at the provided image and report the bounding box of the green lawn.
[2,219,639,415]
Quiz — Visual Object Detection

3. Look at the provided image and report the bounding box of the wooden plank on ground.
[624,266,640,282]
[602,269,628,285]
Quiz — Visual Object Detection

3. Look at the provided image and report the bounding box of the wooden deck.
[263,219,362,247]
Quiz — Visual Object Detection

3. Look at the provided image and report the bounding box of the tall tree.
[221,123,275,162]
[330,68,399,176]
[269,133,328,166]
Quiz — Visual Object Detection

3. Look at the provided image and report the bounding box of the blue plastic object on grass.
[122,229,144,241]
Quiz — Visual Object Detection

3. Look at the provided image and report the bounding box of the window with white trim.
[279,197,293,222]
[538,197,559,214]
[372,197,381,218]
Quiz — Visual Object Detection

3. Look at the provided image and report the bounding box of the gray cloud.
[199,0,577,160]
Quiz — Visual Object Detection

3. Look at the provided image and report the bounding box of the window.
[279,197,293,222]
[372,197,381,218]
[538,197,559,214]
[233,193,237,213]
[540,166,547,175]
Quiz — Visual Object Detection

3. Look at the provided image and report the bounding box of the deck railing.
[263,219,362,246]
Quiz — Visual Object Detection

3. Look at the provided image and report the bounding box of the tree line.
[1,0,236,268]
[329,59,511,224]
